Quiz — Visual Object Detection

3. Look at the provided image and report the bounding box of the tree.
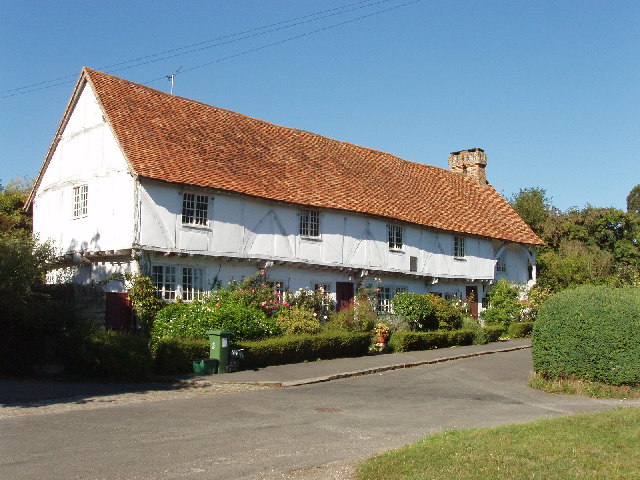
[508,187,553,236]
[627,184,640,214]
[537,240,614,291]
[0,177,33,234]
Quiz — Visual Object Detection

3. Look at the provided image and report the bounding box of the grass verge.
[529,372,640,399]
[356,408,640,480]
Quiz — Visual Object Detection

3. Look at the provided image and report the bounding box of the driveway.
[1,348,636,479]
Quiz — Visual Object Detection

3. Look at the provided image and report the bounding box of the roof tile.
[84,68,543,245]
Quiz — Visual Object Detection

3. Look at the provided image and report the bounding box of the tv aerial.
[166,67,183,95]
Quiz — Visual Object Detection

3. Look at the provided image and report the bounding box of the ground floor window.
[152,265,207,301]
[376,286,407,313]
[267,280,286,300]
[152,265,177,300]
[182,267,205,301]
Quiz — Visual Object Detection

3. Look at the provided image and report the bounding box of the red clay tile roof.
[84,67,542,245]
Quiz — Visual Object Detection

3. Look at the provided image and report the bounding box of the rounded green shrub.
[277,306,322,335]
[532,285,640,385]
[391,293,438,331]
[481,279,522,327]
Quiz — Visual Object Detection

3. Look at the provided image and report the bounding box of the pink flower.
[261,301,267,306]
[216,303,220,307]
[283,302,290,307]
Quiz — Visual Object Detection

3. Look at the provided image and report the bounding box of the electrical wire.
[2,0,387,96]
[1,0,423,99]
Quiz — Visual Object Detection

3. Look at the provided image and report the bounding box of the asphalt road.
[1,349,635,479]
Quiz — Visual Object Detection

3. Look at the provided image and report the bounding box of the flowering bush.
[150,270,289,346]
[374,322,390,336]
[520,285,552,322]
[221,271,289,317]
[284,287,333,320]
[326,295,376,332]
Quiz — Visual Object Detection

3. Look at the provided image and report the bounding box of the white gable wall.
[33,83,136,256]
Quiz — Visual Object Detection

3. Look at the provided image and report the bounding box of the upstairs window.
[388,224,403,250]
[152,265,177,300]
[454,236,466,259]
[300,210,320,237]
[496,254,506,272]
[72,184,88,219]
[182,193,209,226]
[182,267,205,301]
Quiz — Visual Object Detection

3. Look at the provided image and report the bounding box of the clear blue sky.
[1,0,638,211]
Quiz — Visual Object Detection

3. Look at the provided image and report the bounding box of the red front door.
[466,286,478,319]
[105,292,134,332]
[335,282,354,311]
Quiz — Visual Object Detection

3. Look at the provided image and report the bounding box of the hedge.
[237,331,371,368]
[532,285,640,385]
[482,325,506,343]
[154,337,210,375]
[62,329,153,381]
[388,329,474,353]
[506,322,534,338]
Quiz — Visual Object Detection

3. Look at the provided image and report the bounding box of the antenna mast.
[166,66,183,95]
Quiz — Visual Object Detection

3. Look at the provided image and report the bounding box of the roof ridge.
[83,67,451,177]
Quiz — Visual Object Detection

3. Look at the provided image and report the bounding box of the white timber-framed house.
[26,68,543,326]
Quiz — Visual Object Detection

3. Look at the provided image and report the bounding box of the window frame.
[496,254,507,273]
[72,184,88,219]
[152,265,177,301]
[377,286,393,313]
[387,224,404,251]
[182,267,206,301]
[181,193,209,227]
[454,236,466,259]
[299,209,320,238]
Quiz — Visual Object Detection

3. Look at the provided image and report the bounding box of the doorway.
[466,286,478,319]
[335,282,354,311]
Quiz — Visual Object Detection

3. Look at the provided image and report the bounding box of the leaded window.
[152,265,177,300]
[182,193,209,226]
[388,225,403,250]
[72,184,88,219]
[300,210,320,237]
[182,267,205,301]
[454,236,466,258]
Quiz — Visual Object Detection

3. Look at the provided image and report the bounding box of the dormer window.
[454,236,466,259]
[388,224,403,250]
[182,193,208,226]
[72,184,88,219]
[300,209,320,237]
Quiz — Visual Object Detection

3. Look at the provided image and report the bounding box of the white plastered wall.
[137,180,504,283]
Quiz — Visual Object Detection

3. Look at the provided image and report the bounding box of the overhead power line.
[0,0,391,97]
[142,0,424,86]
[1,0,423,100]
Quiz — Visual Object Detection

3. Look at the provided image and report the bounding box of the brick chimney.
[448,148,487,185]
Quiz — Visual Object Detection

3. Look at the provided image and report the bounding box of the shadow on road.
[0,377,199,410]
